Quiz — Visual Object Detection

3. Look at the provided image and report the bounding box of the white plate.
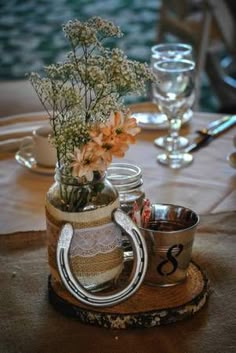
[130,102,193,130]
[15,147,55,175]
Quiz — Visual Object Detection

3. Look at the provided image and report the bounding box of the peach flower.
[101,111,141,144]
[70,142,107,181]
[90,111,140,160]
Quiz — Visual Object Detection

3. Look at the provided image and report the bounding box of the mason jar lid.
[107,163,143,192]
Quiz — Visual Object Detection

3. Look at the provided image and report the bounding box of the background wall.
[0,0,217,114]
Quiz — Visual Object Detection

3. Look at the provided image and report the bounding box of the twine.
[45,199,119,228]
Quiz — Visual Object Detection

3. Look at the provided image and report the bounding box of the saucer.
[15,147,55,175]
[129,102,192,130]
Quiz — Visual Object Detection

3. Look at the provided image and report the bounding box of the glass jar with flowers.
[29,17,154,302]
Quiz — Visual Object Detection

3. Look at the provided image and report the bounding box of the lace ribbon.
[69,222,123,257]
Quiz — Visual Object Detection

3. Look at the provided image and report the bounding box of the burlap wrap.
[45,198,124,293]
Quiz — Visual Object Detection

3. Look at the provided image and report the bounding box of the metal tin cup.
[139,203,199,287]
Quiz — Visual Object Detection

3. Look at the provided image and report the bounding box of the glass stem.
[168,117,182,155]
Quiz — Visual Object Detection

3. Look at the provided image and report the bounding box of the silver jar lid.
[107,163,143,192]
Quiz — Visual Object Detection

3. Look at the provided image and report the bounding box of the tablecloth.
[0,103,235,234]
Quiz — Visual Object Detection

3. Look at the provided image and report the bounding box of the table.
[0,103,235,234]
[0,103,235,353]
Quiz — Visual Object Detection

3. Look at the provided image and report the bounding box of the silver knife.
[201,115,233,132]
[185,115,236,153]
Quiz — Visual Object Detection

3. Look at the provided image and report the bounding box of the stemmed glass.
[153,58,195,168]
[151,43,194,149]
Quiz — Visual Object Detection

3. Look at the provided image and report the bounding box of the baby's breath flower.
[29,16,154,177]
[87,16,123,38]
[63,20,97,47]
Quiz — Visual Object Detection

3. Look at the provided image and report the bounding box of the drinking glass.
[151,43,194,149]
[153,58,195,168]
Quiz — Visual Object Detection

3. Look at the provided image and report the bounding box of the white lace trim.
[70,222,123,257]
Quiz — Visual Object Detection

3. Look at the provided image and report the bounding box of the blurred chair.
[157,0,236,112]
[205,0,236,112]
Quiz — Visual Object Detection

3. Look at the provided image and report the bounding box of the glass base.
[154,135,189,149]
[157,152,193,169]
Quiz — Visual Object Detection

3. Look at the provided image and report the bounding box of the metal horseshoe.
[56,208,147,307]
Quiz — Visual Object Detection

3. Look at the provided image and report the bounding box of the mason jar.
[46,168,124,292]
[107,163,145,213]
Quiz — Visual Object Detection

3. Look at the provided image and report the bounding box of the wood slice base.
[48,261,210,329]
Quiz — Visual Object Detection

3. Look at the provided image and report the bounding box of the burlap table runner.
[0,212,235,353]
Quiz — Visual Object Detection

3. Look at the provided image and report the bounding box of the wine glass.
[153,58,195,168]
[151,43,194,149]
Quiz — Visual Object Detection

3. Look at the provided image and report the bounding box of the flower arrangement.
[29,17,154,182]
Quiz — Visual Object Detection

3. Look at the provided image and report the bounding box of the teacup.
[139,203,199,287]
[20,125,57,167]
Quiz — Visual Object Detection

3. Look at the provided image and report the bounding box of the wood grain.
[48,261,209,329]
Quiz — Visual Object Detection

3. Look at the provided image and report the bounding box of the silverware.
[196,115,233,135]
[185,115,236,153]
